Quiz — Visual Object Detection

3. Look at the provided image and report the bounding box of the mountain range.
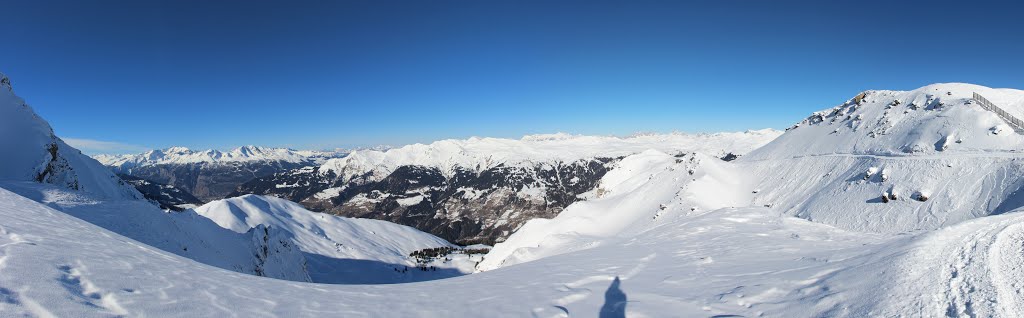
[98,130,780,244]
[2,70,1024,317]
[95,146,348,202]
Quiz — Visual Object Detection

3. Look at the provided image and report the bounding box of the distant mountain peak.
[164,146,192,153]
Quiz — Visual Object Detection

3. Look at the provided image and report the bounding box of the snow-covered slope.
[738,83,1024,234]
[238,130,781,244]
[194,195,463,283]
[0,181,312,282]
[0,72,141,200]
[4,177,1023,317]
[479,150,752,271]
[481,82,1024,271]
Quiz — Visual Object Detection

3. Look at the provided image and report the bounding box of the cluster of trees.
[391,265,437,273]
[409,246,491,264]
[410,247,457,263]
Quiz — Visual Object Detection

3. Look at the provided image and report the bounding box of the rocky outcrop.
[247,225,311,282]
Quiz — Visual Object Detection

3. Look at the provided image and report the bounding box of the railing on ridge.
[973,92,1024,134]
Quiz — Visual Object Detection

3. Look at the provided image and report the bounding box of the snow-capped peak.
[230,145,270,157]
[164,146,191,153]
[744,83,1024,160]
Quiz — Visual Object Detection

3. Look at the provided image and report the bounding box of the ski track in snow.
[928,216,1024,317]
[829,212,1024,317]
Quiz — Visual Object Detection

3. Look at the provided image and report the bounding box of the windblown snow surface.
[2,80,1024,317]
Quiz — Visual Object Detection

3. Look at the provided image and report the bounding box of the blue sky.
[3,0,1023,154]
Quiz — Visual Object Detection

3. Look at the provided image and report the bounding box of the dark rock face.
[237,158,619,245]
[111,161,311,202]
[231,166,339,202]
[35,142,79,190]
[117,174,203,211]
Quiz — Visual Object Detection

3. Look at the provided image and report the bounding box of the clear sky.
[3,0,1023,154]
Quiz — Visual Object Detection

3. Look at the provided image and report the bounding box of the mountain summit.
[747,83,1024,160]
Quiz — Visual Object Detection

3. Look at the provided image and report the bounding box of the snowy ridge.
[0,72,141,200]
[745,83,1024,160]
[194,195,463,283]
[0,181,312,282]
[318,130,781,182]
[95,146,345,168]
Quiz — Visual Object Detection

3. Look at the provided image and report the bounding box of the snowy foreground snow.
[3,73,1024,317]
[2,186,1023,317]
